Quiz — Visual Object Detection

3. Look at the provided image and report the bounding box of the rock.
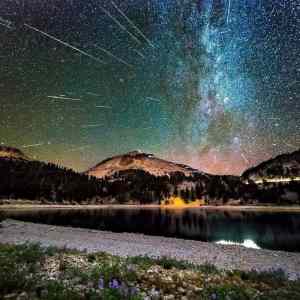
[163,295,175,300]
[177,287,186,294]
[17,292,28,300]
[194,286,203,293]
[4,294,18,300]
[149,288,160,300]
[181,297,188,300]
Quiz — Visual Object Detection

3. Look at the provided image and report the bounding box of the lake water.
[2,207,300,252]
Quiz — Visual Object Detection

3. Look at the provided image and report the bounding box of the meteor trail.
[284,141,297,149]
[111,0,155,49]
[94,44,133,68]
[146,97,161,103]
[47,95,82,101]
[86,92,101,97]
[22,143,44,148]
[226,0,231,25]
[24,24,105,65]
[133,49,146,59]
[95,105,112,109]
[241,153,249,164]
[69,145,91,152]
[81,124,103,128]
[98,5,142,46]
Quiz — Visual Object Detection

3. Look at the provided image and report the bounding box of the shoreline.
[1,219,300,280]
[2,204,300,212]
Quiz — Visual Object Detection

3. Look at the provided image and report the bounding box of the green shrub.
[40,281,83,300]
[233,268,288,285]
[202,284,257,300]
[0,243,45,294]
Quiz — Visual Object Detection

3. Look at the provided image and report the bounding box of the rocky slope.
[242,149,300,181]
[0,145,29,160]
[86,150,200,178]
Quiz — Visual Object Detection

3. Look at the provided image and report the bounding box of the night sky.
[0,0,299,175]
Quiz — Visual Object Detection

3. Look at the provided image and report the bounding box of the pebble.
[163,295,175,300]
[4,294,18,300]
[1,219,300,280]
[17,292,28,300]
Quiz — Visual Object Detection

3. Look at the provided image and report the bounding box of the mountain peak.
[0,145,29,160]
[86,151,200,178]
[125,150,148,156]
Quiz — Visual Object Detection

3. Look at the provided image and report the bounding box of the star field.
[0,0,299,175]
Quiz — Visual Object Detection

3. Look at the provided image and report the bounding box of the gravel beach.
[1,219,300,280]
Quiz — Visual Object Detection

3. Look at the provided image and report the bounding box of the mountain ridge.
[0,145,29,160]
[242,149,300,181]
[86,150,203,178]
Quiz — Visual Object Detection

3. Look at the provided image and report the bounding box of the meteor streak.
[98,5,142,46]
[86,92,101,97]
[95,105,112,109]
[94,44,133,68]
[47,95,82,101]
[133,49,146,59]
[81,124,103,128]
[146,97,161,103]
[24,24,105,65]
[111,1,155,49]
[226,0,231,25]
[241,153,249,164]
[22,143,44,148]
[69,145,91,152]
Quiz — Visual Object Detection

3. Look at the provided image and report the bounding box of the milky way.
[0,0,299,175]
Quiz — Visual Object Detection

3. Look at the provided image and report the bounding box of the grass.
[0,243,300,300]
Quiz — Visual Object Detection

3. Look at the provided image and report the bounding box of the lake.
[1,206,300,252]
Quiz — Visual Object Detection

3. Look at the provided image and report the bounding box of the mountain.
[0,145,29,160]
[242,149,300,182]
[86,150,200,178]
[85,151,251,205]
[1,147,299,206]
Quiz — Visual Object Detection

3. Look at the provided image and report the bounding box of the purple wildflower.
[109,278,121,289]
[211,293,218,300]
[98,277,105,290]
[126,264,136,272]
[129,286,138,296]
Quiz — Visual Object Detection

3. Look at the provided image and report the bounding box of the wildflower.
[129,286,138,296]
[211,293,217,300]
[109,278,121,289]
[126,264,136,272]
[98,277,105,289]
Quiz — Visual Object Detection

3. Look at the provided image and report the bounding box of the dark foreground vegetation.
[1,243,300,300]
[0,157,299,206]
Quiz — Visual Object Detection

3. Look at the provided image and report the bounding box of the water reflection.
[2,208,300,252]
